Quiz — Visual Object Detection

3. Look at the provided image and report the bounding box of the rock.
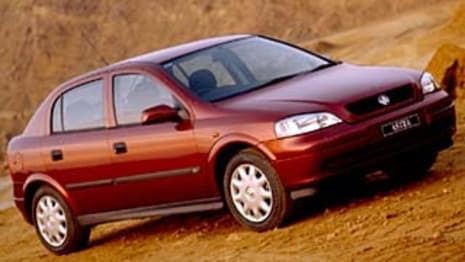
[385,212,398,219]
[326,232,338,240]
[226,233,241,241]
[361,245,373,252]
[348,226,359,234]
[425,44,465,97]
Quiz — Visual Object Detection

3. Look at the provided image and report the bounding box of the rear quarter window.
[51,96,63,133]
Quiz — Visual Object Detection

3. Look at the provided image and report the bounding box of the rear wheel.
[383,149,438,180]
[32,186,90,255]
[223,149,290,231]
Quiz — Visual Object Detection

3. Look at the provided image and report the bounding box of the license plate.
[381,114,420,137]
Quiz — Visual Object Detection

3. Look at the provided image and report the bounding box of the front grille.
[346,84,415,115]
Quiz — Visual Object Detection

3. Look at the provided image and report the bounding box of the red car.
[7,35,455,254]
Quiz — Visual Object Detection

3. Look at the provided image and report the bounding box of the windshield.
[162,36,333,102]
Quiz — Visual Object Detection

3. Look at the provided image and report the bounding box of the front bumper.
[262,90,456,191]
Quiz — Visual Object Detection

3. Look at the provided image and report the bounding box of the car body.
[7,34,456,254]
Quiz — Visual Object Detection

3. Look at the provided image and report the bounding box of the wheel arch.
[207,134,276,197]
[23,173,76,224]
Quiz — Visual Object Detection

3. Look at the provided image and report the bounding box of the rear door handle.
[113,142,127,154]
[51,149,63,161]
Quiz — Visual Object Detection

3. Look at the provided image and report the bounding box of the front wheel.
[32,186,90,255]
[223,149,290,232]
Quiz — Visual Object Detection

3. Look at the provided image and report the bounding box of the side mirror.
[141,105,180,125]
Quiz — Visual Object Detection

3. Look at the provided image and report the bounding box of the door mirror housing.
[141,105,180,125]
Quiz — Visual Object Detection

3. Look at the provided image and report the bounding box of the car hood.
[216,63,422,122]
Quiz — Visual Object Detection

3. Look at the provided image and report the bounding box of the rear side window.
[113,74,176,125]
[51,79,105,133]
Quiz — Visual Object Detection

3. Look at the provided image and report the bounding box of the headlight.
[420,72,439,94]
[274,112,342,138]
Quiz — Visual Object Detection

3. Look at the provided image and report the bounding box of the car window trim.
[50,96,63,133]
[49,126,108,135]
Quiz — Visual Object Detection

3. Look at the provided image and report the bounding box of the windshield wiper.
[258,73,303,87]
[258,62,340,88]
[212,74,301,102]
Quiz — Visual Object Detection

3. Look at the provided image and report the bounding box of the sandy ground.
[2,2,465,261]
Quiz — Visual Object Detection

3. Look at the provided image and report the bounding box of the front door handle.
[113,142,127,154]
[51,149,63,161]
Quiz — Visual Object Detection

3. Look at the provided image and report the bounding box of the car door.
[42,77,116,215]
[106,71,209,210]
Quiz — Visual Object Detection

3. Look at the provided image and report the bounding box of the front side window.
[52,80,105,132]
[113,74,176,125]
[163,36,333,102]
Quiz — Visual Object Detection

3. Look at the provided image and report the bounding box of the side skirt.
[78,197,224,226]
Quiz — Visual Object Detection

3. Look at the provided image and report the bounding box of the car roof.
[58,34,251,89]
[123,34,251,64]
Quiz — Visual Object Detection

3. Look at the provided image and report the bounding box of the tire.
[223,149,290,232]
[383,149,438,180]
[32,185,90,255]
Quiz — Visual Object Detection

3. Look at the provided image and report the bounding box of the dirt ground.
[2,1,465,261]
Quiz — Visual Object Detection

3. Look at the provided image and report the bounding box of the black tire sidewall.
[31,186,87,255]
[223,149,289,231]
